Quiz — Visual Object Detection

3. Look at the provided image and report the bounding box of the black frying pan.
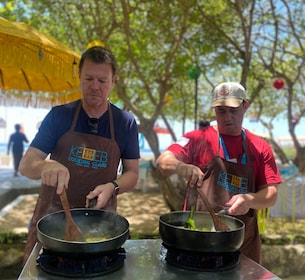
[37,209,129,254]
[159,211,245,252]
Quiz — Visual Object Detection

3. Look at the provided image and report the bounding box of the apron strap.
[219,130,247,164]
[70,100,82,131]
[69,100,115,141]
[108,103,116,140]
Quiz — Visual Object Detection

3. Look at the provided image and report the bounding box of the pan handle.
[88,197,97,208]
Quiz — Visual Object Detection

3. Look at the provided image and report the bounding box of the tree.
[251,0,305,172]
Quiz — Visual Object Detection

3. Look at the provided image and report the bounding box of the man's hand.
[176,162,205,188]
[40,161,70,194]
[85,183,115,209]
[225,194,251,216]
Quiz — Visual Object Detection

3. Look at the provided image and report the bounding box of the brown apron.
[23,101,121,264]
[195,132,262,264]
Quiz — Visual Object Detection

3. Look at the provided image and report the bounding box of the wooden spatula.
[197,191,230,232]
[59,188,84,242]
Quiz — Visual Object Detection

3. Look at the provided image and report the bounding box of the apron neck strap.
[70,100,82,131]
[70,101,115,140]
[108,103,115,140]
[218,130,247,164]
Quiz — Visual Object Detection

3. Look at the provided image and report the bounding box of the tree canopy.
[1,0,305,173]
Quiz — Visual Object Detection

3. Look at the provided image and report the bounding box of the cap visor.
[211,98,243,108]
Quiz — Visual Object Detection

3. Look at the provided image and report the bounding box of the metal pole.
[188,65,201,130]
[194,76,198,130]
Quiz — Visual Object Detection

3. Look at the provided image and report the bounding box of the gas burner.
[36,247,126,278]
[162,243,240,272]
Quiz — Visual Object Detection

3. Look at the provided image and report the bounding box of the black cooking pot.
[159,211,244,253]
[37,209,129,254]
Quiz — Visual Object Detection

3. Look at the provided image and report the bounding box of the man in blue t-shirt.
[20,46,140,264]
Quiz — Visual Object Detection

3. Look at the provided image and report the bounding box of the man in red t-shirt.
[156,82,282,264]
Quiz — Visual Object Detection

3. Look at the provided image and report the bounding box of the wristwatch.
[111,181,120,195]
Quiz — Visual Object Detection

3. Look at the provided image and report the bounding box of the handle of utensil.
[183,186,190,211]
[197,190,230,231]
[60,189,73,220]
[217,207,229,215]
[88,197,97,208]
[197,191,215,215]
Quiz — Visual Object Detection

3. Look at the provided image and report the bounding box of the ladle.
[59,188,84,242]
[197,191,230,232]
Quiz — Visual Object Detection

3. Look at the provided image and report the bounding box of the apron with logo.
[195,131,262,263]
[23,101,120,264]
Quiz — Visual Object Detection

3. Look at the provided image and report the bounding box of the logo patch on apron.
[68,146,108,169]
[217,170,248,194]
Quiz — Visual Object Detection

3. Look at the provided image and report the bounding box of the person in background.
[7,124,29,177]
[199,120,210,129]
[156,82,281,264]
[19,46,140,264]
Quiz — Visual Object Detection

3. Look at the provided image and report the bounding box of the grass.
[0,243,24,280]
[265,218,305,235]
[281,145,296,160]
[260,217,305,245]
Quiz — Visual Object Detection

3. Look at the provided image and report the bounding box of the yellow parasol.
[0,17,81,108]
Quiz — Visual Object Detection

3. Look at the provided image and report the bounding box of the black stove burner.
[162,243,240,272]
[36,248,126,278]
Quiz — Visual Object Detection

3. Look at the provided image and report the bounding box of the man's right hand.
[40,160,70,194]
[176,162,205,188]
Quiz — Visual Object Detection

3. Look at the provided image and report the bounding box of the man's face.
[214,103,247,135]
[79,60,115,109]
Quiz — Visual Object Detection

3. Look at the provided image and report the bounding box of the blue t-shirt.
[31,100,140,160]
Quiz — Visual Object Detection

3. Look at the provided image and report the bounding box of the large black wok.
[159,211,244,253]
[37,209,129,254]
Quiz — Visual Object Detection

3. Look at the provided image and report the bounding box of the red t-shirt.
[167,126,282,190]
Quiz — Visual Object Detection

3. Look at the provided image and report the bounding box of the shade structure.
[153,125,170,134]
[0,17,81,108]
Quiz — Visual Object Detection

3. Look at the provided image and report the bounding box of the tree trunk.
[293,146,305,174]
[265,138,290,164]
[149,161,186,211]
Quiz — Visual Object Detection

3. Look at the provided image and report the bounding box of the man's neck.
[82,100,108,118]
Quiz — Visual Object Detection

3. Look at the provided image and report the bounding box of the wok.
[159,211,244,253]
[37,209,129,254]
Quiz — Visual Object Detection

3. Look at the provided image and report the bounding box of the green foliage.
[1,0,305,161]
[0,232,27,244]
[281,145,296,161]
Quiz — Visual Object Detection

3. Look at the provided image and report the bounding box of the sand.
[0,190,170,235]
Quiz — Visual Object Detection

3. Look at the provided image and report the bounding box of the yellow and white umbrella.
[0,17,81,108]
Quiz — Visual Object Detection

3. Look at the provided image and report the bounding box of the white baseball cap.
[211,82,247,108]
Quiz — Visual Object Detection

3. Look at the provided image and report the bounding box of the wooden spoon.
[197,191,230,232]
[59,188,84,242]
